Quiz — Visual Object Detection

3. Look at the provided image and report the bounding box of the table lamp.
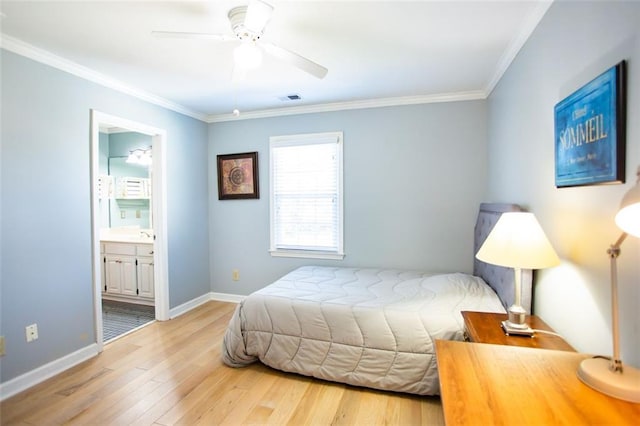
[577,169,640,403]
[476,212,560,335]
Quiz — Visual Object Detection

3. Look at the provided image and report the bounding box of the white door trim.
[90,110,170,352]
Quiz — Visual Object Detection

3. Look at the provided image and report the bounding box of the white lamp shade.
[615,182,640,237]
[476,212,560,269]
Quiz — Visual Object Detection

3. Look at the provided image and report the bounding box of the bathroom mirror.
[98,130,153,229]
[107,156,151,228]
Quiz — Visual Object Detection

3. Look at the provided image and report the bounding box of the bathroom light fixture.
[126,147,152,166]
[476,212,560,335]
[577,167,640,403]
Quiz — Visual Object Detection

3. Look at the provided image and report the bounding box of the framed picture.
[554,61,626,187]
[217,152,259,200]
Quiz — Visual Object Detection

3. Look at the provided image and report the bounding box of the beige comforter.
[222,266,505,395]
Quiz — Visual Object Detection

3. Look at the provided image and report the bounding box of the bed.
[221,203,533,395]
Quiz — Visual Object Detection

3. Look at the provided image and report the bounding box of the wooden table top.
[436,340,640,425]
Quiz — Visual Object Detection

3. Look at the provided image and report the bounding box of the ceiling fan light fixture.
[154,0,327,80]
[234,42,263,70]
[228,6,253,41]
[228,1,273,42]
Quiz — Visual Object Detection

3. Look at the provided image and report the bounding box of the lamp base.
[577,357,640,403]
[501,320,534,337]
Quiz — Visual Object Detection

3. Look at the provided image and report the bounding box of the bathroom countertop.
[100,235,154,244]
[100,228,154,244]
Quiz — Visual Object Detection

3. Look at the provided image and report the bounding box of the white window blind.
[269,132,344,259]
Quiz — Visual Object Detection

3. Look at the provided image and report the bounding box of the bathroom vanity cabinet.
[101,241,154,305]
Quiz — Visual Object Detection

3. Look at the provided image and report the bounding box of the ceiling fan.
[152,0,328,79]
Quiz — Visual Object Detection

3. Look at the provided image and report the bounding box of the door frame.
[90,110,170,351]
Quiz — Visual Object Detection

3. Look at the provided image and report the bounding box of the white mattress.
[222,266,506,395]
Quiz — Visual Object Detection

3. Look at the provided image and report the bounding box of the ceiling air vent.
[279,94,302,102]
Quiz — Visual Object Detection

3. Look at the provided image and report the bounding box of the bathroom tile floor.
[102,299,155,342]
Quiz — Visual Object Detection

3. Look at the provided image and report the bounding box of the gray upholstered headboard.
[473,203,533,314]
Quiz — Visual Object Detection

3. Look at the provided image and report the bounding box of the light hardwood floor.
[1,301,445,425]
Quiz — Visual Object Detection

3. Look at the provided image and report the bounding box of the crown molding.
[207,90,487,123]
[484,0,553,95]
[0,33,208,122]
[2,0,549,127]
[2,32,483,125]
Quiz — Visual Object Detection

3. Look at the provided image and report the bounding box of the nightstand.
[461,310,575,351]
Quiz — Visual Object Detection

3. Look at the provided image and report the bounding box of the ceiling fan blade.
[263,42,328,79]
[244,0,274,34]
[151,30,235,41]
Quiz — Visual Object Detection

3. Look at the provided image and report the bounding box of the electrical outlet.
[0,336,5,356]
[120,210,126,219]
[232,269,240,281]
[136,210,141,218]
[26,324,38,342]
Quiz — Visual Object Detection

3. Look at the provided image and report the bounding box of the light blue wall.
[487,1,640,366]
[0,49,210,383]
[208,102,488,295]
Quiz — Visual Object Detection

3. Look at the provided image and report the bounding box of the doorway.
[90,110,169,351]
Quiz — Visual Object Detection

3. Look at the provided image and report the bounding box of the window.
[269,132,344,259]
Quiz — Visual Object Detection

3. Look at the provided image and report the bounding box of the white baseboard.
[210,292,244,304]
[169,293,213,319]
[1,292,245,401]
[0,343,99,402]
[167,291,243,318]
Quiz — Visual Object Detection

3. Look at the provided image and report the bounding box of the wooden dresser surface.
[436,340,640,425]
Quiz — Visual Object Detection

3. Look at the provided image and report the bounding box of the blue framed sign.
[554,61,626,187]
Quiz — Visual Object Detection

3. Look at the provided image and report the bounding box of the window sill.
[269,249,345,260]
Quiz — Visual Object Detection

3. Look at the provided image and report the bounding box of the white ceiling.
[0,0,552,122]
